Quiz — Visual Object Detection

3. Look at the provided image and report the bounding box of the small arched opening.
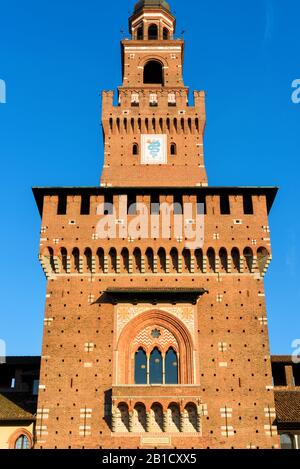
[148,23,158,40]
[163,27,169,40]
[143,60,164,85]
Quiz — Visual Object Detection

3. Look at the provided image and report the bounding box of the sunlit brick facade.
[34,0,280,449]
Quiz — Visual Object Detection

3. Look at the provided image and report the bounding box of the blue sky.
[0,0,299,356]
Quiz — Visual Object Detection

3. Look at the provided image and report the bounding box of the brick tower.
[33,0,279,449]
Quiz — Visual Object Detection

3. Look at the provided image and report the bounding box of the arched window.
[134,348,147,384]
[257,247,269,274]
[143,61,163,85]
[148,24,158,40]
[243,247,253,272]
[280,433,295,449]
[231,248,240,272]
[132,143,139,156]
[219,248,228,272]
[163,27,169,40]
[207,248,216,272]
[170,143,177,155]
[15,435,30,449]
[150,348,163,384]
[137,25,143,40]
[165,348,178,384]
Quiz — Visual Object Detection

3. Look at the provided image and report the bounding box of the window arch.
[165,348,178,384]
[14,434,30,449]
[280,433,295,449]
[170,142,177,155]
[136,25,143,40]
[150,347,163,384]
[117,309,195,385]
[148,23,158,40]
[134,348,147,384]
[143,60,164,85]
[132,143,139,156]
[163,27,169,40]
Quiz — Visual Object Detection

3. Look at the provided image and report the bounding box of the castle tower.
[33,0,279,449]
[101,0,207,187]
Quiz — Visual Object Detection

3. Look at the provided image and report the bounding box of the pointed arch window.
[150,348,163,384]
[15,435,30,449]
[165,348,178,384]
[134,348,147,385]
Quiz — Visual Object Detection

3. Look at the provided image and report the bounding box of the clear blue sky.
[0,0,299,356]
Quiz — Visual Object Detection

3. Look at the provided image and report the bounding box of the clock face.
[141,134,167,165]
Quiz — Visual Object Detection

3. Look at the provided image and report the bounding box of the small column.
[162,353,166,385]
[147,355,150,385]
[285,365,295,387]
